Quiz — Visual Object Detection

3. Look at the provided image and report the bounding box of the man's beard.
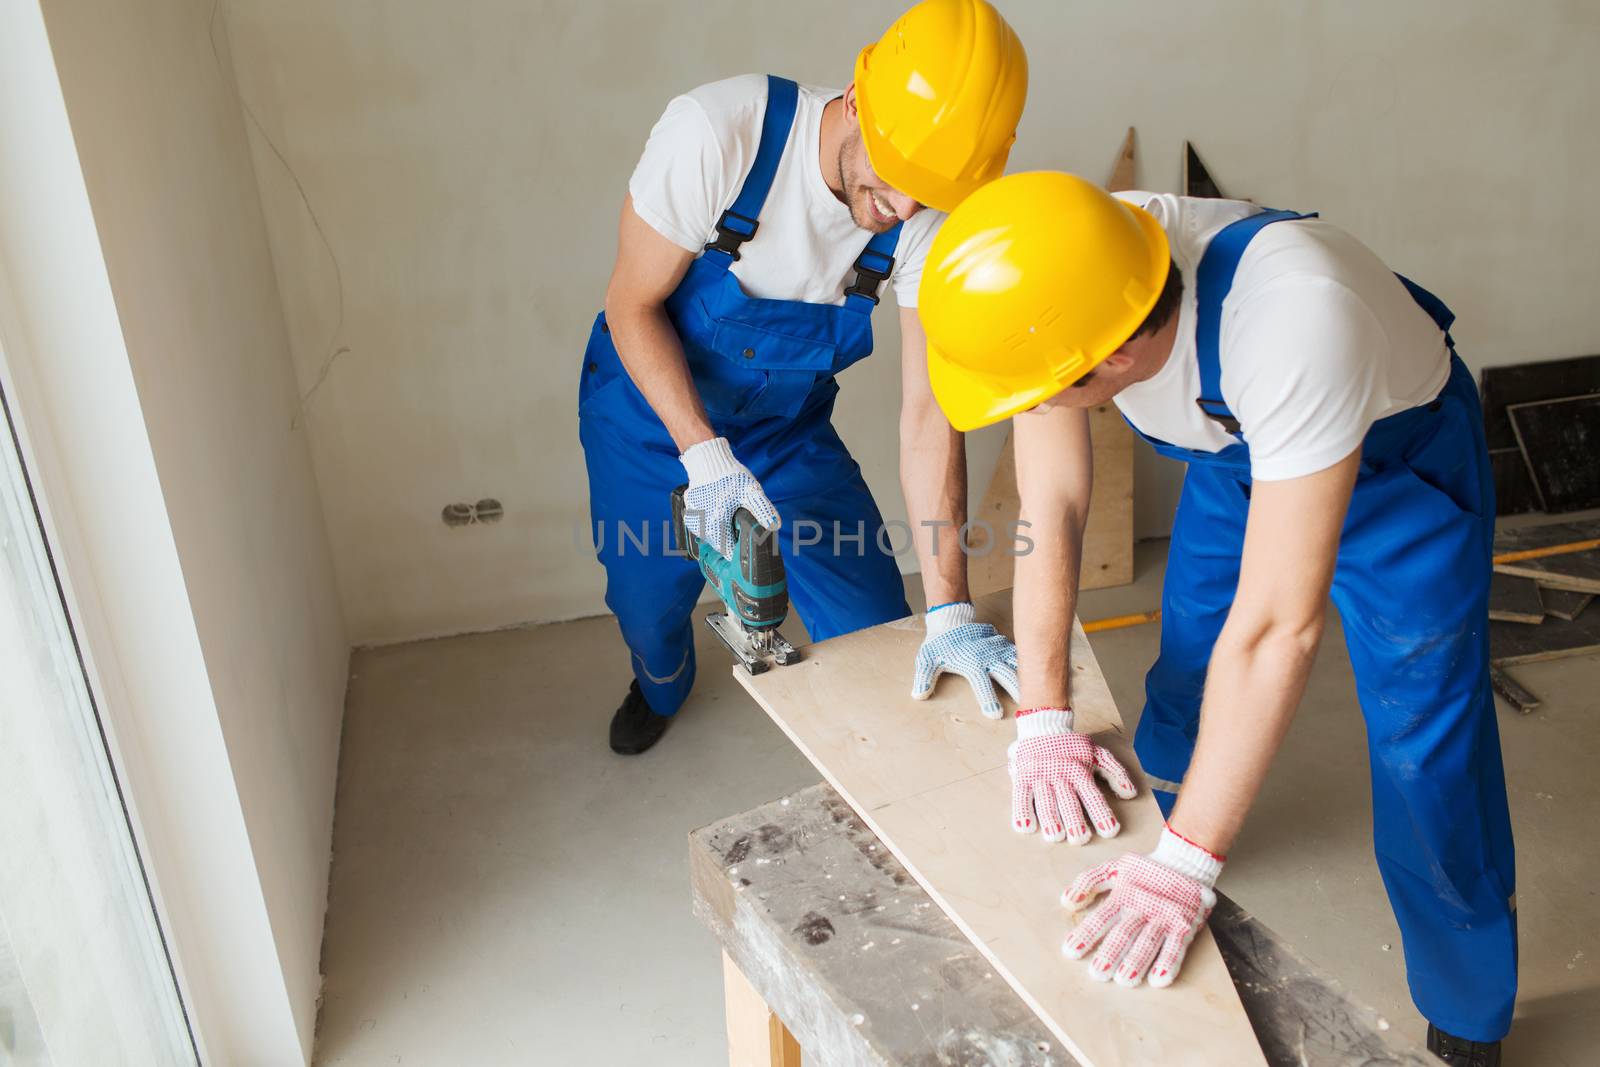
[838,141,897,234]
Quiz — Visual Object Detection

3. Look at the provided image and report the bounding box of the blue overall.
[579,76,910,717]
[1130,210,1517,1040]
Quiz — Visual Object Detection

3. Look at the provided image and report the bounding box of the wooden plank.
[691,785,1433,1067]
[1479,355,1600,452]
[1495,551,1600,594]
[968,405,1134,598]
[1487,573,1544,623]
[1539,587,1593,622]
[1488,666,1541,714]
[734,593,1265,1067]
[1508,394,1600,513]
[1491,607,1600,666]
[691,786,1066,1067]
[1183,141,1227,199]
[1105,127,1136,192]
[1493,519,1600,593]
[1494,518,1600,554]
[724,951,803,1067]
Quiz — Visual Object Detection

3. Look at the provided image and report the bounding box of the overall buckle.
[844,248,895,305]
[705,209,760,260]
[1195,397,1243,436]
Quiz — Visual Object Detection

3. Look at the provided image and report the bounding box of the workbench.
[691,783,1433,1067]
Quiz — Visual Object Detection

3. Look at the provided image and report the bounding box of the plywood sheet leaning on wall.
[968,405,1134,597]
[735,593,1266,1067]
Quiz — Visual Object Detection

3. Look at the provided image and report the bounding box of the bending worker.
[918,172,1515,1066]
[580,0,1029,754]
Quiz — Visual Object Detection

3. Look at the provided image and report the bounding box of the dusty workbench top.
[690,783,1431,1067]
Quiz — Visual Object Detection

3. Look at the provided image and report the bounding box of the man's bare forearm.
[899,404,969,606]
[1011,406,1093,709]
[603,300,714,452]
[1167,619,1322,853]
[603,198,712,453]
[1014,503,1084,708]
[1167,450,1358,855]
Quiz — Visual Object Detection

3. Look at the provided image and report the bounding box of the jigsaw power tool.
[671,485,799,675]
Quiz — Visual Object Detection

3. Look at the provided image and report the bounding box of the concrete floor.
[314,540,1598,1065]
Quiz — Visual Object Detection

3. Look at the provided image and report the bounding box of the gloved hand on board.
[1061,825,1223,988]
[911,602,1021,719]
[679,437,780,560]
[1008,706,1137,844]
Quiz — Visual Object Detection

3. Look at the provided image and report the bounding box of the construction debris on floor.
[1489,517,1600,712]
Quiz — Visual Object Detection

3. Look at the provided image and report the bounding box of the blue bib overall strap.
[843,225,903,312]
[1191,210,1461,437]
[702,76,797,263]
[1133,207,1518,1041]
[702,75,904,313]
[1192,209,1317,435]
[578,74,912,725]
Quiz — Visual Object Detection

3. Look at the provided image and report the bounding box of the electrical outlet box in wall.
[441,499,503,527]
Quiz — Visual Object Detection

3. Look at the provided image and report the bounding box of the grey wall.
[1,0,350,1058]
[223,0,1600,644]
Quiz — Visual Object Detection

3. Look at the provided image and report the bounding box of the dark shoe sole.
[609,682,672,755]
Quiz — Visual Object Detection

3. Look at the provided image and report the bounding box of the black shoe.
[609,680,672,755]
[1427,1023,1502,1067]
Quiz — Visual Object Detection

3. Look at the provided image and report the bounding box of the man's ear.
[842,82,858,120]
[1103,351,1136,373]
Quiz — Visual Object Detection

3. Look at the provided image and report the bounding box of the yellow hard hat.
[919,171,1171,431]
[854,0,1028,213]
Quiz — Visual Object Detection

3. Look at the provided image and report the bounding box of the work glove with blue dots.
[680,436,780,560]
[911,601,1021,720]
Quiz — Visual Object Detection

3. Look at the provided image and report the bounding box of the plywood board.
[1491,607,1600,666]
[1493,519,1600,594]
[1488,573,1543,624]
[1479,355,1600,452]
[1539,587,1592,622]
[1106,127,1136,192]
[1508,394,1600,513]
[1183,141,1226,199]
[1488,666,1540,714]
[1488,447,1540,516]
[1495,551,1600,595]
[735,593,1265,1067]
[968,405,1134,598]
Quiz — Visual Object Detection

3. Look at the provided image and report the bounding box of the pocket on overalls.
[695,319,838,421]
[1400,395,1490,520]
[578,313,633,420]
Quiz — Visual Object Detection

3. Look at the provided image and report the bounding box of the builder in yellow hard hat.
[580,0,1028,755]
[920,172,1514,1063]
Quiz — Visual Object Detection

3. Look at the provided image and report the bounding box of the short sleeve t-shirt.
[627,74,945,308]
[1109,193,1452,481]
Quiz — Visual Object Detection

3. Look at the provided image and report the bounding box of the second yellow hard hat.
[854,0,1028,213]
[919,171,1172,431]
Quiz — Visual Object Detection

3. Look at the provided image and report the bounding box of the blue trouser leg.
[579,388,705,717]
[1330,363,1516,1041]
[1134,463,1250,817]
[741,384,910,642]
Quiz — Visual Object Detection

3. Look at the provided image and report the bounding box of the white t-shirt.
[1110,193,1452,481]
[627,74,944,308]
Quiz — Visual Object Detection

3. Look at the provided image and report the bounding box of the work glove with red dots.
[1061,826,1224,988]
[679,437,780,560]
[911,602,1021,720]
[1008,706,1137,845]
